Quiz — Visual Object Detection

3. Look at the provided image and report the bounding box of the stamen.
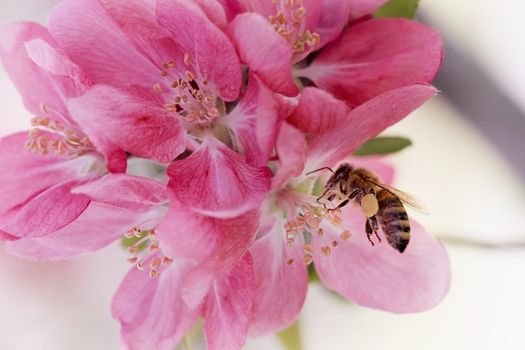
[124,228,173,279]
[268,0,321,54]
[284,202,351,267]
[158,55,221,126]
[26,114,94,157]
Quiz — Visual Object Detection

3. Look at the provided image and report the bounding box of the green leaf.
[374,0,420,19]
[278,321,303,350]
[353,136,412,156]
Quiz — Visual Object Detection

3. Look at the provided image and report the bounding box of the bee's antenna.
[306,167,334,176]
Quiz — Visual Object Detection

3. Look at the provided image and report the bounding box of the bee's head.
[318,164,353,208]
[326,163,352,191]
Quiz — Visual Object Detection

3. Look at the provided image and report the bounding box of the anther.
[303,254,313,265]
[303,244,314,254]
[332,240,339,248]
[287,258,295,265]
[321,246,331,257]
[340,230,352,241]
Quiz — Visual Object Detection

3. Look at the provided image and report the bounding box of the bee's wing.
[360,177,429,214]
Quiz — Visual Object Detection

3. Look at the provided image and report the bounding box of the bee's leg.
[365,219,375,246]
[327,199,350,213]
[348,190,360,201]
[369,216,381,242]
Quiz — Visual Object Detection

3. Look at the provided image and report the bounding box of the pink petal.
[0,22,76,123]
[271,123,307,190]
[0,230,18,242]
[312,0,352,49]
[73,174,169,212]
[313,208,450,312]
[97,0,183,68]
[69,85,186,163]
[112,260,197,350]
[0,181,90,238]
[220,75,280,167]
[0,132,99,214]
[192,0,228,31]
[307,84,437,169]
[4,202,154,259]
[248,217,307,336]
[349,0,388,20]
[167,137,271,218]
[288,87,350,134]
[230,13,297,96]
[156,0,242,101]
[302,18,443,106]
[24,38,89,88]
[49,0,160,89]
[204,253,254,350]
[156,200,220,262]
[182,210,259,309]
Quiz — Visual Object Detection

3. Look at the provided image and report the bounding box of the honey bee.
[308,163,427,253]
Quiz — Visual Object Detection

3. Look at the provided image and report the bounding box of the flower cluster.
[0,0,450,349]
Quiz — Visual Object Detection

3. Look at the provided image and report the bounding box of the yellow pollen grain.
[321,246,331,257]
[303,244,314,254]
[184,53,191,66]
[340,230,352,241]
[149,270,160,279]
[303,254,313,265]
[153,83,163,94]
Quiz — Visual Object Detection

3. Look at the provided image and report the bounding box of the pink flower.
[247,85,451,335]
[47,0,283,217]
[12,173,260,350]
[0,22,126,240]
[224,0,443,108]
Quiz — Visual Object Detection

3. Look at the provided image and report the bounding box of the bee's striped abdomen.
[376,190,410,253]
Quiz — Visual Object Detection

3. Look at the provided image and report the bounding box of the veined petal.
[204,253,254,350]
[49,0,160,88]
[167,137,271,218]
[156,0,242,101]
[312,0,351,49]
[0,181,90,238]
[271,123,307,190]
[302,19,443,106]
[288,87,350,134]
[313,209,450,312]
[248,217,307,336]
[4,202,161,259]
[0,132,100,214]
[156,200,220,262]
[112,260,197,350]
[307,84,437,169]
[349,0,388,20]
[73,174,169,212]
[230,13,297,97]
[69,85,186,163]
[182,210,259,309]
[0,22,78,124]
[220,75,280,167]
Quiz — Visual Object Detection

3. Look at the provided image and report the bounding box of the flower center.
[124,227,173,279]
[282,195,352,266]
[25,103,94,157]
[156,53,222,126]
[269,0,321,55]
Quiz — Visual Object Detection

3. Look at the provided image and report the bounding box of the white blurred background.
[1,0,524,349]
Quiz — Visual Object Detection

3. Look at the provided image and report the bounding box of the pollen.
[157,55,222,126]
[124,227,173,279]
[269,0,320,54]
[26,115,94,157]
[284,204,351,267]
